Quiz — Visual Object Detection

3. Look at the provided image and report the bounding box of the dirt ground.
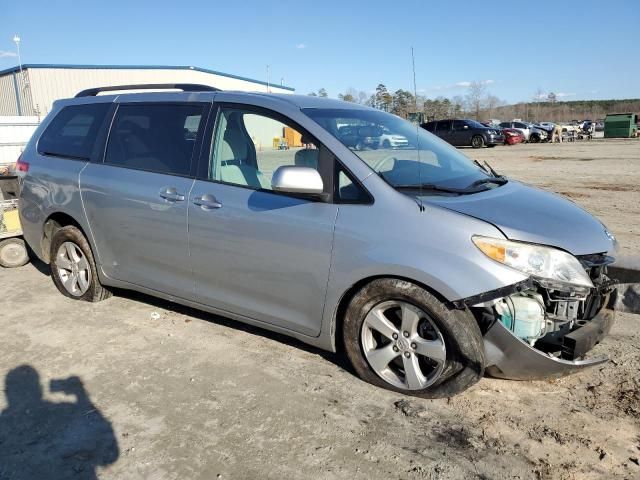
[1,139,639,480]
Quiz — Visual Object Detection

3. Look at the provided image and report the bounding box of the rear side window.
[436,120,452,132]
[38,103,110,160]
[104,103,205,176]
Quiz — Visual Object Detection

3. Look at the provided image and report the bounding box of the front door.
[188,105,338,336]
[81,102,208,298]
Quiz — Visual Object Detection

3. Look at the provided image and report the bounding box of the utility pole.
[266,64,271,93]
[13,35,23,78]
[13,34,24,116]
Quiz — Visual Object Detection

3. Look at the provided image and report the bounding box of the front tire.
[471,135,484,148]
[343,279,485,398]
[50,225,111,302]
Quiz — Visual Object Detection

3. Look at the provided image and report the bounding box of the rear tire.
[471,135,484,148]
[530,134,540,143]
[343,279,485,398]
[50,225,111,302]
[0,237,29,268]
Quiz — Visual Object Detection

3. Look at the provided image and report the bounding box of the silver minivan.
[18,85,618,397]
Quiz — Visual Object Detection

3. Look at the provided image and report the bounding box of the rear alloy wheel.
[343,279,485,398]
[471,135,484,148]
[530,134,540,143]
[0,238,29,268]
[50,225,111,302]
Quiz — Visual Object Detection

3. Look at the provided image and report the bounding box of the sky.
[1,0,639,104]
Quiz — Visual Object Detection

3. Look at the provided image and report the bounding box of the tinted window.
[452,120,466,131]
[105,104,204,176]
[514,122,527,129]
[38,103,110,159]
[499,122,511,128]
[436,120,452,132]
[209,107,322,191]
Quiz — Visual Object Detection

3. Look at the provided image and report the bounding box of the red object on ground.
[502,128,524,145]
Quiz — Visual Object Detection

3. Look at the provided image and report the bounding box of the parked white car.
[379,127,409,148]
[499,121,548,143]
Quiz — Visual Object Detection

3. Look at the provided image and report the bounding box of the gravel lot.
[1,139,639,480]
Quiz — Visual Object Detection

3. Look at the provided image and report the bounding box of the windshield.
[302,108,496,191]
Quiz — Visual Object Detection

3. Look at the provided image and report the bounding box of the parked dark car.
[421,119,504,148]
[337,125,382,150]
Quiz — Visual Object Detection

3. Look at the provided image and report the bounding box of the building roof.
[0,63,295,91]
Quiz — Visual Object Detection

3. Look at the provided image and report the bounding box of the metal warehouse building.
[0,64,294,117]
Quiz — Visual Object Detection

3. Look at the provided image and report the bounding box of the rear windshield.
[38,103,110,160]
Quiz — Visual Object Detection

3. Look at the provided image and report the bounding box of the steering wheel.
[373,155,398,173]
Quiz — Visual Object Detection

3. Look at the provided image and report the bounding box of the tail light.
[16,154,29,173]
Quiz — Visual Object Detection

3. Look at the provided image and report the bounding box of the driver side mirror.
[272,166,324,195]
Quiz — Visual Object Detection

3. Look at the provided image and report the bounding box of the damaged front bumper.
[453,260,618,381]
[483,306,615,380]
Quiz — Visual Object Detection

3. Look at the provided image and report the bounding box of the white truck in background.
[0,116,40,171]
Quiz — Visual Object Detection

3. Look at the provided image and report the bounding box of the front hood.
[421,181,614,256]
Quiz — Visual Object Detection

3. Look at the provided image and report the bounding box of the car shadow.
[114,287,354,374]
[27,260,351,372]
[29,255,51,277]
[0,365,119,480]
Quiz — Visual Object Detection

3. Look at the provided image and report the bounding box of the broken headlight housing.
[472,236,594,290]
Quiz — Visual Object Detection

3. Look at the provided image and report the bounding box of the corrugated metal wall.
[0,71,35,116]
[0,67,292,117]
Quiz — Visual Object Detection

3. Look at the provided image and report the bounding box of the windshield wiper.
[483,160,502,178]
[393,183,475,194]
[467,177,509,188]
[473,159,490,174]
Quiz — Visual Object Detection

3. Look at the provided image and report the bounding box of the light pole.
[13,35,22,77]
[13,35,25,115]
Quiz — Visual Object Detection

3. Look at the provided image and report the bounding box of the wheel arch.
[331,274,451,353]
[41,212,88,264]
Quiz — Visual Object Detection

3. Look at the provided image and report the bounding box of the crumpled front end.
[459,254,618,380]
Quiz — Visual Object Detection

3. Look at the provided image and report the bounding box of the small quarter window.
[335,164,371,204]
[38,103,110,160]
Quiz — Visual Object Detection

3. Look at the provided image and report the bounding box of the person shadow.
[0,365,119,480]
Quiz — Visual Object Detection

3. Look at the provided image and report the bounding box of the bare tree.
[466,81,486,120]
[533,87,544,122]
[485,95,501,120]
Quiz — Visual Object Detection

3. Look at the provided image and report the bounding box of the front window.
[303,108,497,193]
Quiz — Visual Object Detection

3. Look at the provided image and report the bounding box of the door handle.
[159,187,185,202]
[193,194,222,210]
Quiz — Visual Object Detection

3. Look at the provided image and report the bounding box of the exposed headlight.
[472,236,594,289]
[487,130,497,135]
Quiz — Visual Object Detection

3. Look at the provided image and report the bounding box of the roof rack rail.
[75,83,220,97]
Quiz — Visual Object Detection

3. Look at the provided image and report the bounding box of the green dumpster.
[604,113,638,138]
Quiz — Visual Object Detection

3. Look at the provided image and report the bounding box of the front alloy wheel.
[361,300,446,390]
[343,279,485,398]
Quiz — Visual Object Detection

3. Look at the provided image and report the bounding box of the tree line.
[309,85,640,123]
